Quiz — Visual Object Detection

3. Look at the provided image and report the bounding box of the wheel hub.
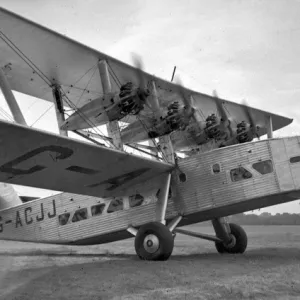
[225,234,236,249]
[143,234,160,253]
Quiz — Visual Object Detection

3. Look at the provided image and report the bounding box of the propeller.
[131,53,161,115]
[241,100,260,139]
[131,53,147,90]
[212,90,234,138]
[174,76,204,129]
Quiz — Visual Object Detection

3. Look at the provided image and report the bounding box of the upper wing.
[0,7,293,131]
[0,120,173,197]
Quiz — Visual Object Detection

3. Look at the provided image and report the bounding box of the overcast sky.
[1,0,300,213]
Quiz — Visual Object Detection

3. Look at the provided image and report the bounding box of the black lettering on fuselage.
[0,145,73,176]
[36,203,44,222]
[15,211,22,228]
[48,200,56,218]
[24,207,33,225]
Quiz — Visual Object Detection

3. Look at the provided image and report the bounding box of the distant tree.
[228,212,300,225]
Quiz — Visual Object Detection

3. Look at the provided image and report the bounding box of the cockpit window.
[72,208,88,222]
[252,160,273,174]
[290,156,300,164]
[91,204,105,216]
[107,198,123,213]
[230,167,252,182]
[58,213,70,226]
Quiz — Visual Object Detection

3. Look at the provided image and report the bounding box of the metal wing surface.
[0,120,173,197]
[0,7,293,131]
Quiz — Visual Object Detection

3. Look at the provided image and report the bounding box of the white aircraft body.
[0,7,298,260]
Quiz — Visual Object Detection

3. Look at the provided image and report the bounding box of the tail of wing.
[0,183,22,210]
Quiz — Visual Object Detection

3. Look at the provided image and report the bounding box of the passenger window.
[91,204,105,216]
[72,208,88,222]
[107,198,123,213]
[58,213,70,226]
[212,163,220,174]
[252,160,273,174]
[290,156,300,164]
[156,188,172,200]
[230,167,252,182]
[129,194,144,208]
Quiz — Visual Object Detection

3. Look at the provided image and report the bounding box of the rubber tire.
[215,223,248,254]
[134,222,174,261]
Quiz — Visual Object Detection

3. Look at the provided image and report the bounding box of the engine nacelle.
[236,121,253,143]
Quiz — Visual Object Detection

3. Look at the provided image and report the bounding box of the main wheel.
[134,222,174,261]
[215,223,247,254]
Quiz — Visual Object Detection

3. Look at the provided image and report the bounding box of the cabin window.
[156,187,172,200]
[58,213,70,226]
[129,194,144,208]
[179,173,187,182]
[252,160,273,175]
[91,204,105,216]
[290,156,300,164]
[230,167,252,182]
[107,198,123,213]
[212,163,220,174]
[72,208,88,222]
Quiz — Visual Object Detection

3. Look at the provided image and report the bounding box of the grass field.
[0,225,300,300]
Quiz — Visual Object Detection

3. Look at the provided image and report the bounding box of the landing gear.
[134,222,174,261]
[215,223,248,254]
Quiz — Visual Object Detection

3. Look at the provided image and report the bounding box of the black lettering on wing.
[88,168,150,191]
[0,146,73,176]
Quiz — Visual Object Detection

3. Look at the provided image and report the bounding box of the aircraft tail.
[0,183,23,210]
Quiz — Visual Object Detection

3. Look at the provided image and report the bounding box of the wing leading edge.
[0,7,293,134]
[0,120,173,197]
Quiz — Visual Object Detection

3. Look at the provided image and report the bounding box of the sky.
[0,0,300,214]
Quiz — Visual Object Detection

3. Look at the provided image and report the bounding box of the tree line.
[227,212,300,225]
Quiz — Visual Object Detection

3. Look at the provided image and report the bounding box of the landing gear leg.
[127,173,182,261]
[212,218,247,254]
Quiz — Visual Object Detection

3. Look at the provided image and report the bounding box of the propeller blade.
[174,76,191,109]
[242,100,255,127]
[131,53,147,89]
[242,100,260,138]
[213,90,228,122]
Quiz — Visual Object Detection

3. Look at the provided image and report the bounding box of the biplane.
[0,7,299,261]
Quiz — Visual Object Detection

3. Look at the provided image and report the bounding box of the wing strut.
[0,66,26,125]
[0,66,26,208]
[267,116,273,138]
[98,60,123,150]
[52,86,68,136]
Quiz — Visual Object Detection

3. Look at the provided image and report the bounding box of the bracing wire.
[0,29,176,157]
[30,104,54,127]
[0,29,118,149]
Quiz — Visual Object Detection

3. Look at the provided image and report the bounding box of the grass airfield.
[0,225,300,300]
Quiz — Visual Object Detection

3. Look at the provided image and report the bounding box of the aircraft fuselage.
[1,136,300,245]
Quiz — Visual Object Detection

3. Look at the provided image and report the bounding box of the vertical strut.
[267,115,273,138]
[52,86,68,136]
[155,173,171,224]
[159,135,175,163]
[0,67,26,125]
[98,60,123,150]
